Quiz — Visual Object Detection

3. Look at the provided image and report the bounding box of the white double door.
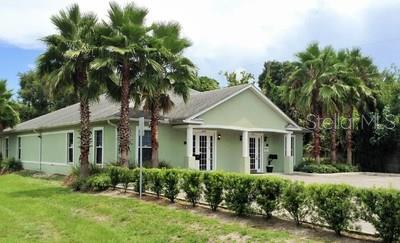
[249,134,263,172]
[193,130,216,171]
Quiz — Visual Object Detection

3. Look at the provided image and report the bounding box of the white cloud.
[0,0,398,84]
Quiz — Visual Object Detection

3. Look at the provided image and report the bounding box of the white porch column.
[241,131,250,174]
[185,126,196,169]
[283,133,294,173]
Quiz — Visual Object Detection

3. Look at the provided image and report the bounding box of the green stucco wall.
[199,89,288,130]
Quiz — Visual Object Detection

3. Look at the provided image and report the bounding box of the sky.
[1,0,400,93]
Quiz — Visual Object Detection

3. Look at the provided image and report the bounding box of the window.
[17,137,21,160]
[138,130,152,162]
[290,135,295,157]
[5,138,9,159]
[67,132,74,163]
[94,129,103,165]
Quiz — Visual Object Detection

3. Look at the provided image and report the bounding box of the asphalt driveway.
[263,172,400,189]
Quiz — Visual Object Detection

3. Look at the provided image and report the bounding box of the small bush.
[358,188,400,243]
[309,184,357,235]
[224,174,255,216]
[147,168,164,198]
[86,173,111,191]
[71,177,88,191]
[163,169,181,203]
[1,158,23,173]
[132,168,148,193]
[281,181,309,225]
[333,163,358,172]
[181,170,202,207]
[254,176,286,219]
[119,167,133,193]
[158,161,171,169]
[295,161,339,173]
[71,164,104,177]
[203,172,225,211]
[107,165,122,190]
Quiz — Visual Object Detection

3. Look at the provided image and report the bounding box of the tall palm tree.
[287,43,337,164]
[342,48,378,164]
[91,2,160,166]
[37,4,100,178]
[139,22,196,167]
[0,80,20,133]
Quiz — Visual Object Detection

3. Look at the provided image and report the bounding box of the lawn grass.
[0,174,299,242]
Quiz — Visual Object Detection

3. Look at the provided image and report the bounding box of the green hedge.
[295,161,358,173]
[91,167,400,241]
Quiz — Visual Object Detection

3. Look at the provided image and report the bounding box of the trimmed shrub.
[163,169,181,203]
[254,176,286,219]
[224,174,255,216]
[181,170,202,207]
[147,168,164,198]
[203,172,225,211]
[119,167,133,193]
[158,161,171,169]
[86,173,111,191]
[71,164,104,177]
[107,165,122,190]
[132,168,148,193]
[71,177,88,191]
[295,161,339,173]
[309,184,357,235]
[358,188,400,243]
[281,181,309,225]
[333,163,358,172]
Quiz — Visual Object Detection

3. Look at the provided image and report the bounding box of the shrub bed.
[294,161,358,173]
[63,166,400,241]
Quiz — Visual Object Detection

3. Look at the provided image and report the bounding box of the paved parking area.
[263,172,400,189]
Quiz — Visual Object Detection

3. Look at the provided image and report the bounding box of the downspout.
[33,129,42,172]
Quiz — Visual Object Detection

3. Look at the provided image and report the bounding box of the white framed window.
[290,135,295,157]
[93,128,104,165]
[135,127,152,163]
[67,132,74,164]
[17,137,21,160]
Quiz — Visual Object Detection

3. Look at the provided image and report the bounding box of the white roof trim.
[173,124,291,134]
[186,84,252,121]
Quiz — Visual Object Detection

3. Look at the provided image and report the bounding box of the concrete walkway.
[261,172,400,189]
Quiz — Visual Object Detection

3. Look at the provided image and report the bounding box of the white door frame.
[249,133,263,172]
[193,130,217,171]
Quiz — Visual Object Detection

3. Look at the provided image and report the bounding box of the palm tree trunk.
[346,108,353,165]
[150,107,160,168]
[119,62,130,167]
[330,114,337,164]
[314,113,322,164]
[79,97,91,179]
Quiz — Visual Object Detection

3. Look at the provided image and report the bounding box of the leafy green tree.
[139,22,196,167]
[91,2,158,166]
[221,70,254,87]
[0,80,19,132]
[37,4,101,178]
[190,76,219,91]
[287,43,337,164]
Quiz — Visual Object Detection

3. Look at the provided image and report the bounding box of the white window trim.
[291,135,296,161]
[135,126,151,163]
[193,129,217,171]
[92,127,104,167]
[66,131,75,164]
[4,136,9,159]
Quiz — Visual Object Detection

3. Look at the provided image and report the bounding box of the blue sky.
[1,0,400,94]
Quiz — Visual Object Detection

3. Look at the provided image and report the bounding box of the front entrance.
[193,130,216,171]
[249,134,263,172]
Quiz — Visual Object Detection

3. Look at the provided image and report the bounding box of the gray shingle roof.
[4,84,251,133]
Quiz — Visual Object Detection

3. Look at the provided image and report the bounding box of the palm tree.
[37,4,100,178]
[139,22,196,167]
[287,43,337,164]
[91,2,160,166]
[342,48,378,164]
[0,80,20,133]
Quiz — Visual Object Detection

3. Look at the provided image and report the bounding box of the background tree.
[37,4,100,178]
[190,76,219,91]
[139,22,196,167]
[0,80,20,133]
[91,2,158,166]
[287,43,337,164]
[221,70,254,87]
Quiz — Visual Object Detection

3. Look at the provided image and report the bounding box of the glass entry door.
[193,130,215,171]
[249,134,263,172]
